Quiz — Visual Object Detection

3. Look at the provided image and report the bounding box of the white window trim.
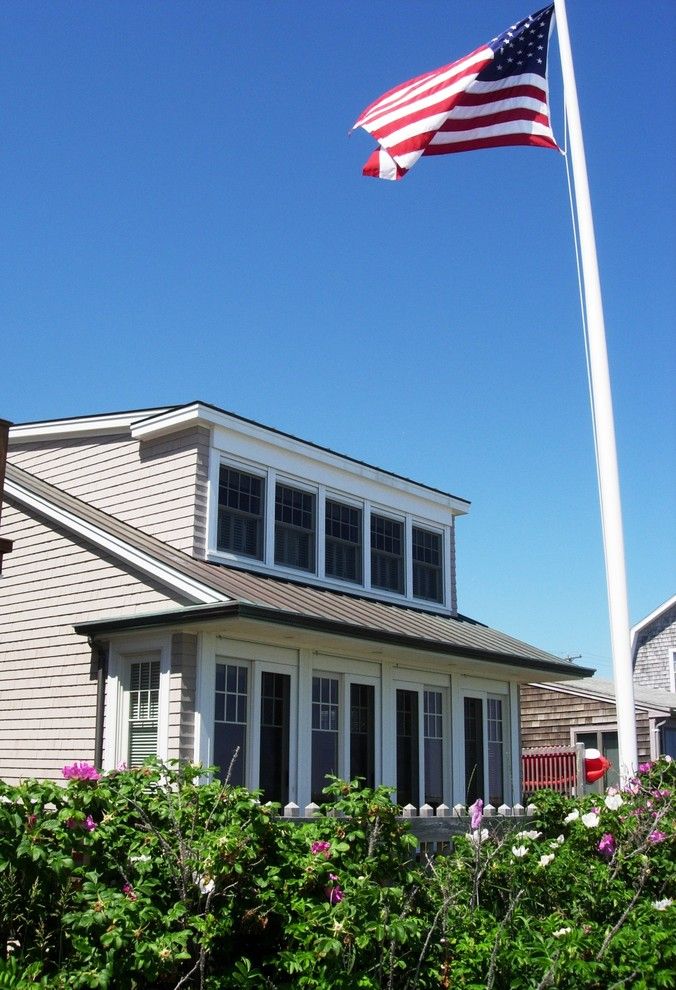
[104,633,171,772]
[208,456,268,565]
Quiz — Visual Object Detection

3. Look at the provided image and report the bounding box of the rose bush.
[0,758,672,988]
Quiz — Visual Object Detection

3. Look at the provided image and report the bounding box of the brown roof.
[5,462,594,678]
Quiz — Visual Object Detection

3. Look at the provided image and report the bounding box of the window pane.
[371,515,404,593]
[312,676,339,803]
[487,698,504,807]
[217,467,264,559]
[464,697,484,805]
[259,672,291,806]
[396,689,419,807]
[326,500,362,583]
[128,659,160,768]
[350,683,375,787]
[412,527,443,603]
[215,662,248,784]
[275,484,315,572]
[424,690,443,808]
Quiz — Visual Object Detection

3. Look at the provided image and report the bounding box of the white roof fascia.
[9,409,171,443]
[131,403,470,516]
[5,477,228,607]
[630,595,676,655]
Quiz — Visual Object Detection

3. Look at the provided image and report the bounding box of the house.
[521,597,676,788]
[1,401,593,810]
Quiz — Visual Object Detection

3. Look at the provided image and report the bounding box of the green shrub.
[0,758,673,988]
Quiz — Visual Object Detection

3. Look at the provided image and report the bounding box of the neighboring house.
[1,401,593,810]
[521,598,676,788]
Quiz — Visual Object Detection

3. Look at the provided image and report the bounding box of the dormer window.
[217,467,264,559]
[275,483,315,572]
[412,526,443,603]
[325,499,362,583]
[371,513,404,594]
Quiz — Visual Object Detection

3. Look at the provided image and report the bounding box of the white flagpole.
[553,0,638,779]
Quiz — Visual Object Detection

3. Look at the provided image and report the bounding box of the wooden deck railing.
[522,743,586,798]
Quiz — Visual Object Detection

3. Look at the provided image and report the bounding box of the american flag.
[353,5,559,180]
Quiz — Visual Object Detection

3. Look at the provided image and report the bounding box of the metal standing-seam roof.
[5,461,594,679]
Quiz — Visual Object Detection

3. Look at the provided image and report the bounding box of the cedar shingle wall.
[633,605,676,691]
[169,633,198,763]
[0,501,187,782]
[9,425,211,558]
[520,684,652,761]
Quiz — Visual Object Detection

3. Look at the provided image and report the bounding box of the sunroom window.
[214,662,248,786]
[370,514,404,593]
[128,659,160,768]
[412,527,443,603]
[325,499,362,583]
[217,466,264,559]
[275,484,315,572]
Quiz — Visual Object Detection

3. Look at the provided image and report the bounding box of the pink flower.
[84,815,97,832]
[647,830,667,844]
[25,814,37,829]
[324,873,343,905]
[597,833,616,859]
[66,818,78,830]
[122,883,137,901]
[469,799,484,831]
[311,841,331,857]
[62,762,101,782]
[638,762,653,775]
[624,778,641,796]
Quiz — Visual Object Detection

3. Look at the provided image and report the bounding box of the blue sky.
[2,2,674,677]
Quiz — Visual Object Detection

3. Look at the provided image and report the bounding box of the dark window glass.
[487,697,504,807]
[275,484,315,572]
[259,672,290,806]
[326,500,362,583]
[217,467,264,559]
[396,689,419,807]
[412,527,443,603]
[464,697,484,805]
[371,514,404,593]
[424,690,443,808]
[214,663,247,785]
[311,676,339,803]
[350,683,374,787]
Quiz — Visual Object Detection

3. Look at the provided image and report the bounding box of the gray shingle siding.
[633,604,676,691]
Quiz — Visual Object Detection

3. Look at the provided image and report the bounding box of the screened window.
[487,698,504,807]
[275,484,315,572]
[217,467,264,559]
[312,676,339,803]
[350,683,375,787]
[214,663,248,785]
[371,514,404,593]
[412,527,443,603]
[325,500,362,583]
[259,672,291,806]
[464,697,484,805]
[424,690,443,808]
[128,659,160,767]
[396,689,419,808]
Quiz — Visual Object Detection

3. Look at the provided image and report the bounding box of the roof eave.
[73,601,595,680]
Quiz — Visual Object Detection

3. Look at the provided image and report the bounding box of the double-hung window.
[370,513,404,593]
[217,466,264,559]
[275,483,315,572]
[128,658,161,768]
[325,499,362,583]
[412,527,443,603]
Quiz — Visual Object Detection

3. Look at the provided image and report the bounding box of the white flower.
[581,812,600,829]
[512,845,528,858]
[553,927,572,938]
[564,809,580,824]
[0,795,13,805]
[193,873,215,895]
[130,854,151,863]
[604,793,624,811]
[6,939,20,955]
[549,834,565,848]
[467,828,490,846]
[539,853,555,867]
[514,829,542,841]
[652,898,673,912]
